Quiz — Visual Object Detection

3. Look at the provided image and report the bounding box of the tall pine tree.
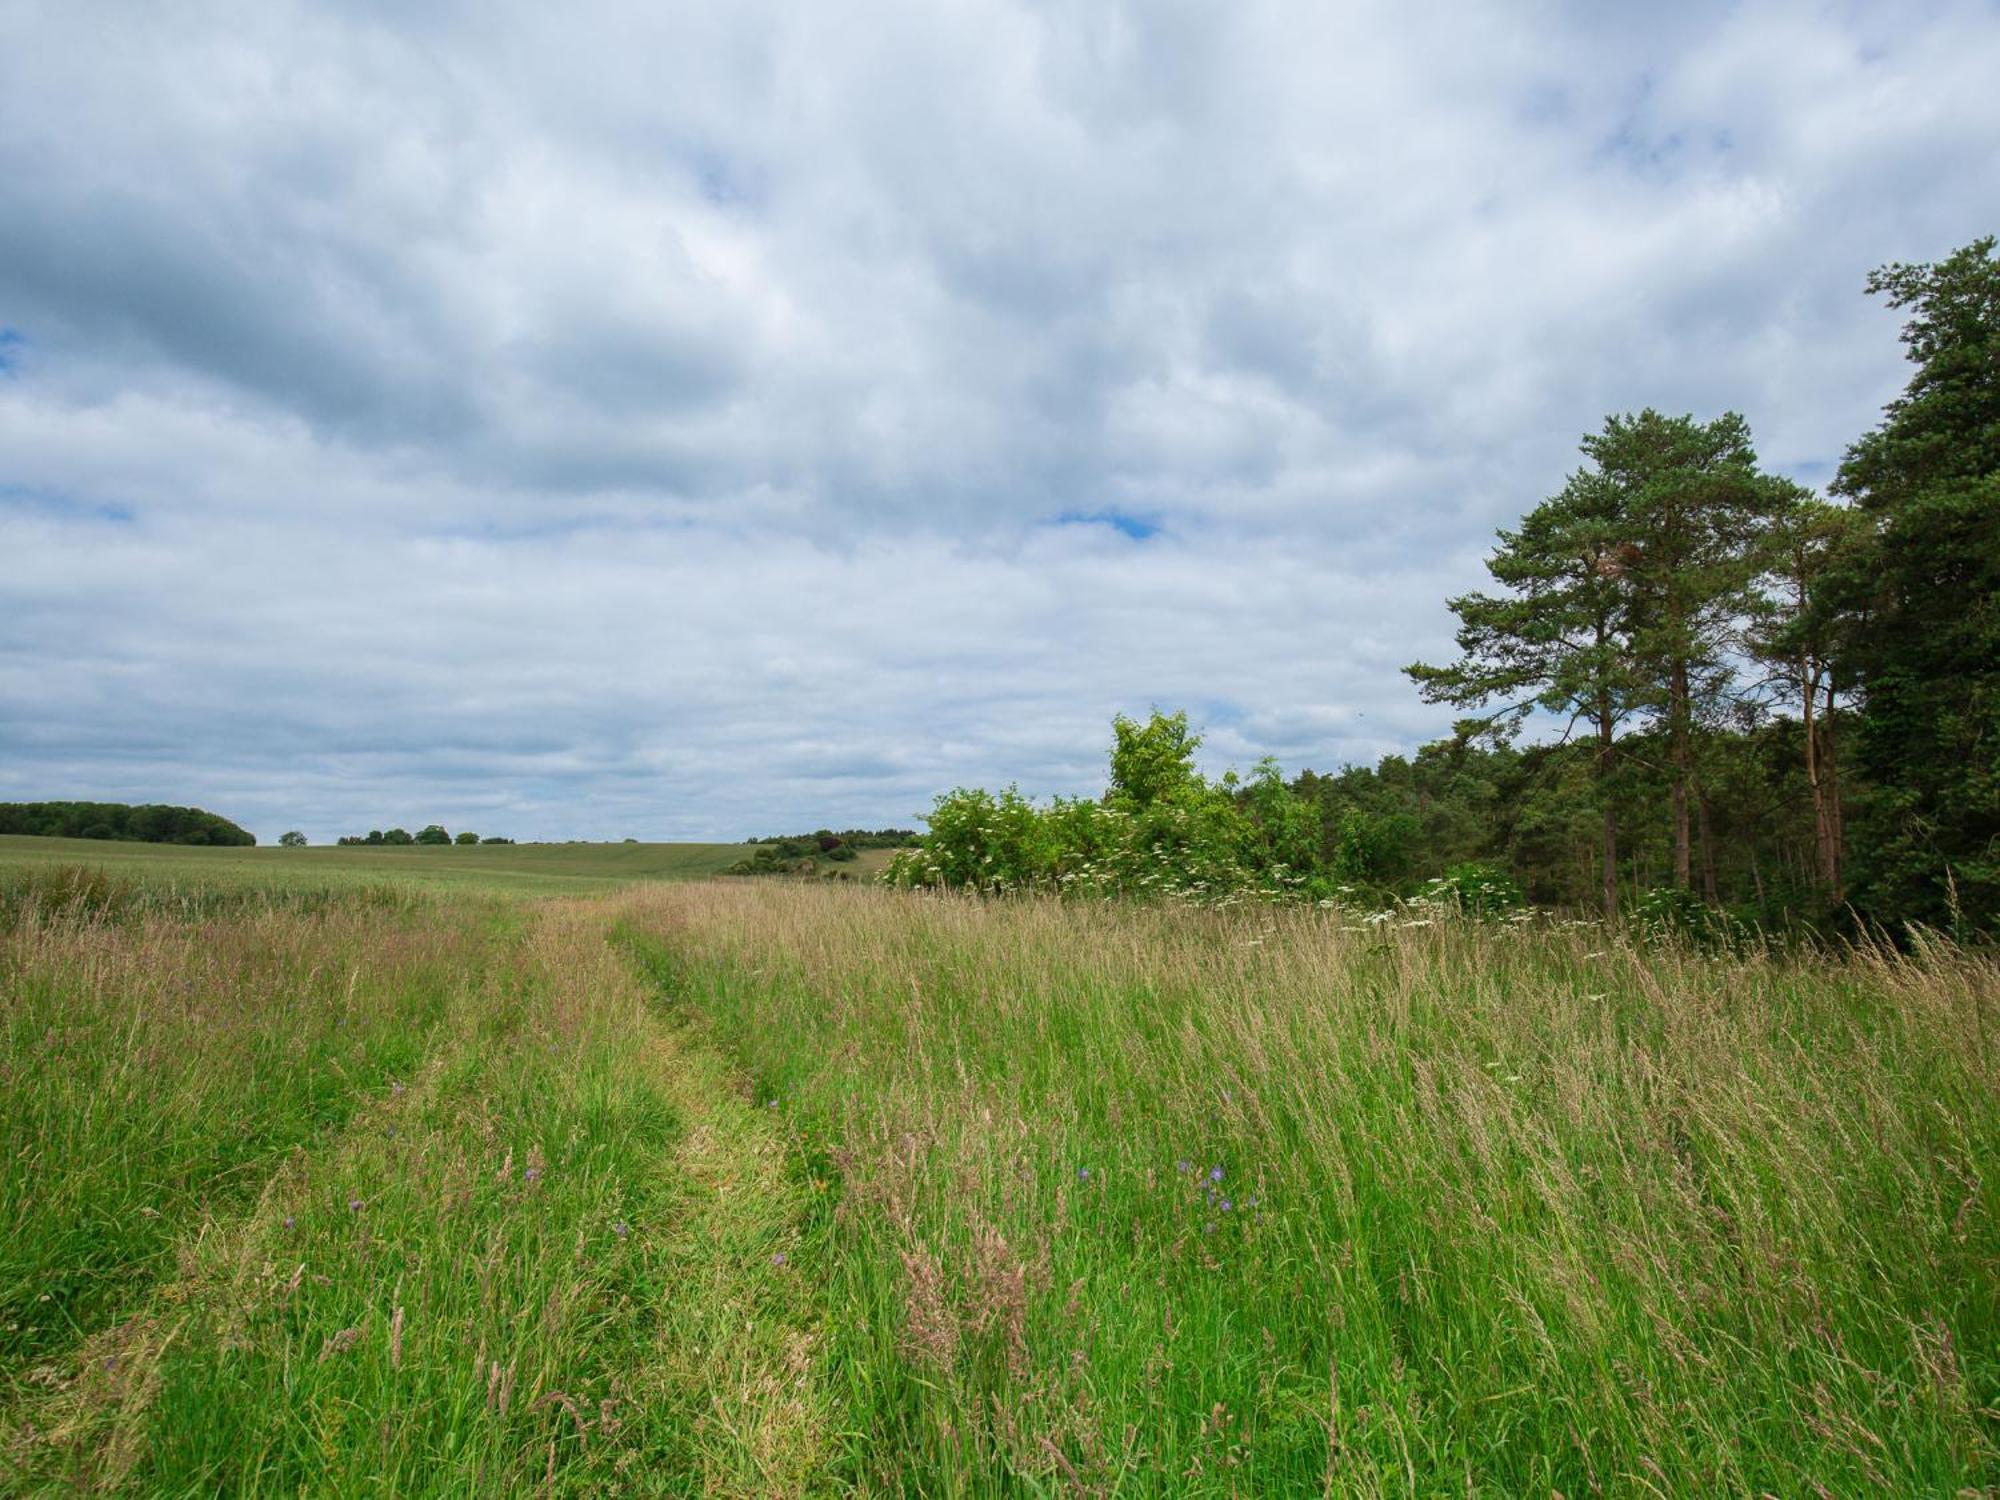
[1406,468,1637,917]
[1584,411,1769,897]
[1832,237,2000,935]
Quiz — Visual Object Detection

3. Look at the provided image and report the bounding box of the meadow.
[1,846,1995,1494]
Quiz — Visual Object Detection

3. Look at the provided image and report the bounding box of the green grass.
[0,834,754,899]
[620,884,2000,1496]
[1,866,1995,1493]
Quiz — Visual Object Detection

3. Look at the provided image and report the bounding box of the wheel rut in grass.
[4,900,838,1495]
[615,917,839,1497]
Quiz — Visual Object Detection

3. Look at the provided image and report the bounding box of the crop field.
[1,851,1996,1494]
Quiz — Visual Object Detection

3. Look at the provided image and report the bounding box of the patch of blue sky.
[1049,509,1160,541]
[0,327,24,374]
[0,485,135,524]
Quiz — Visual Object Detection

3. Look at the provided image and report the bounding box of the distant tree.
[480,835,514,845]
[278,830,308,848]
[415,824,451,845]
[382,828,415,845]
[1406,464,1639,918]
[1830,236,2000,934]
[455,830,478,845]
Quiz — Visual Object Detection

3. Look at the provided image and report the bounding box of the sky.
[3,1,1998,844]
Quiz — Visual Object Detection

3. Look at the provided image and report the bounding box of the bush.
[1423,862,1524,918]
[1633,886,1751,950]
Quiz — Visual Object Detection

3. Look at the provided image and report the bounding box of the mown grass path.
[2,895,837,1495]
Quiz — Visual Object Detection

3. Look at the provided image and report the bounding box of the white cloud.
[2,0,1996,839]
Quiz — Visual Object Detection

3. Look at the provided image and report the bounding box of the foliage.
[0,801,255,847]
[454,830,478,845]
[277,830,307,848]
[1831,236,2000,936]
[414,824,452,845]
[1423,861,1524,918]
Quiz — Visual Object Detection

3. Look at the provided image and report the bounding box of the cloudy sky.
[3,1,1996,843]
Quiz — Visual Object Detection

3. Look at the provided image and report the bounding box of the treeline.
[893,237,1999,938]
[726,827,920,878]
[335,826,510,846]
[0,801,255,847]
[744,828,919,851]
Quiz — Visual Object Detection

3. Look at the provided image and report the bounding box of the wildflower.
[1204,1221,1216,1235]
[1208,1165,1225,1184]
[283,1214,296,1231]
[1077,1166,1090,1181]
[767,1099,779,1110]
[1220,1199,1233,1213]
[612,1220,630,1238]
[390,1080,405,1098]
[523,1166,541,1184]
[1176,1159,1191,1173]
[772,1252,787,1267]
[348,1197,364,1213]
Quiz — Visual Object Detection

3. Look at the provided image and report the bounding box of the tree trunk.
[1695,788,1719,906]
[1819,677,1844,903]
[1598,702,1619,920]
[1803,663,1846,904]
[1670,659,1692,889]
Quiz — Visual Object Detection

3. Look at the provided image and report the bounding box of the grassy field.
[1,848,1995,1493]
[0,835,755,898]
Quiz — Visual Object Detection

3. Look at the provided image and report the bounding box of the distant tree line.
[335,825,510,846]
[745,828,919,852]
[0,801,255,846]
[893,238,2000,939]
[726,827,919,878]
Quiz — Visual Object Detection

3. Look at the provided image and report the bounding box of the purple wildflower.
[772,1252,787,1267]
[1221,1199,1233,1213]
[523,1166,541,1184]
[1176,1159,1191,1173]
[1077,1166,1090,1181]
[348,1197,364,1213]
[1207,1165,1225,1184]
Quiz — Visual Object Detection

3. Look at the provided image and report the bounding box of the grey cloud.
[1,0,1996,840]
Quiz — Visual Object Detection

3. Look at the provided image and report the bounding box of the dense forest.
[0,801,256,847]
[892,238,2000,940]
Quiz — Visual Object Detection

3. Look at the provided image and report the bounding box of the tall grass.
[620,883,2000,1495]
[4,868,1994,1492]
[1,888,819,1495]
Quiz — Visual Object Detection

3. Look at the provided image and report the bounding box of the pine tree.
[1583,411,1769,897]
[1831,237,2000,934]
[1743,489,1868,903]
[1406,468,1638,917]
